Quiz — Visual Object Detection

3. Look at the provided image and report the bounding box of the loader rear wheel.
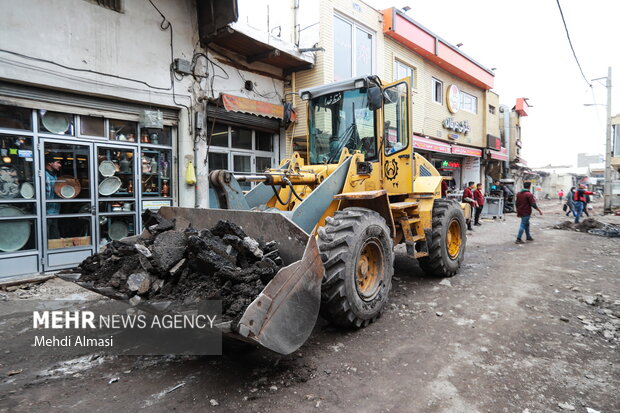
[317,208,394,328]
[418,199,466,277]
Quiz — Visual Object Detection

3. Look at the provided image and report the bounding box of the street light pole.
[587,67,613,214]
[604,67,612,214]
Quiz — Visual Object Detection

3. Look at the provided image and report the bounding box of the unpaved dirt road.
[1,199,618,413]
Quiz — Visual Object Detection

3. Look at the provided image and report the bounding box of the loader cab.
[303,78,380,165]
[301,76,413,194]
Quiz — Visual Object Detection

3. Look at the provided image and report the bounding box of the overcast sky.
[365,0,620,167]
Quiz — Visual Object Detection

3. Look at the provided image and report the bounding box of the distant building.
[577,153,603,168]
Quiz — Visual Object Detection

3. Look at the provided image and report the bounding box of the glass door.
[95,143,138,248]
[40,139,96,269]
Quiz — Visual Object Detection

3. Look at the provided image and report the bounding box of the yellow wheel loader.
[67,76,469,355]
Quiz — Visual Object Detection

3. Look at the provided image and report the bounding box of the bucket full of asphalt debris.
[60,207,324,355]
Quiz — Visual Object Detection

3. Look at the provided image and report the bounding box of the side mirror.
[367,86,382,111]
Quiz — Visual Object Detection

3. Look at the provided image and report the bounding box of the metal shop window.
[432,78,443,104]
[38,110,75,135]
[0,134,37,254]
[394,60,416,89]
[0,104,32,131]
[460,92,478,114]
[333,15,374,82]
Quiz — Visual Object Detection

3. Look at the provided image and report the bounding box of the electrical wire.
[148,0,192,135]
[0,48,172,91]
[555,0,591,87]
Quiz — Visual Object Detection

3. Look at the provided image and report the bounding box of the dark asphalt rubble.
[553,218,620,237]
[76,210,283,324]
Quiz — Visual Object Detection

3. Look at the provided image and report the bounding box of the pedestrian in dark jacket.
[583,193,591,217]
[565,187,575,216]
[572,184,594,223]
[515,182,543,244]
[441,178,449,198]
[473,183,484,226]
[462,181,476,231]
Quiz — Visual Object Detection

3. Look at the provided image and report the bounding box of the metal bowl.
[0,164,20,199]
[41,112,70,134]
[54,176,81,199]
[98,160,117,177]
[0,205,31,252]
[98,176,122,196]
[20,182,35,199]
[109,220,129,241]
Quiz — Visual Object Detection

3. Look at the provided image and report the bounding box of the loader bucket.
[159,207,324,354]
[158,207,325,354]
[61,207,325,355]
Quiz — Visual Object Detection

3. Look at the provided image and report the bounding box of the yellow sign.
[446,84,460,114]
[222,94,284,119]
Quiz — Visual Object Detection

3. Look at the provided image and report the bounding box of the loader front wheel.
[317,208,394,328]
[418,199,466,277]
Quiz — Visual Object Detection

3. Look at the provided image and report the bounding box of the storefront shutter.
[206,104,280,133]
[0,81,179,122]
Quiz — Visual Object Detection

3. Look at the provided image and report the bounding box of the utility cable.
[555,0,591,87]
[0,48,172,91]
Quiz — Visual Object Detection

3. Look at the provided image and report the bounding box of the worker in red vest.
[473,183,485,226]
[572,184,594,223]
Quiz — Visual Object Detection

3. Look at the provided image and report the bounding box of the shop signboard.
[222,94,284,119]
[413,137,451,153]
[462,156,480,185]
[142,200,172,210]
[447,85,461,114]
[443,118,470,136]
[451,146,482,157]
[488,147,508,161]
[486,134,501,150]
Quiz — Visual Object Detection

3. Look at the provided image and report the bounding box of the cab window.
[383,82,409,155]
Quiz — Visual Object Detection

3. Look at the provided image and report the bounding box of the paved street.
[1,199,618,413]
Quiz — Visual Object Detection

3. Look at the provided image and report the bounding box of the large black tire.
[317,208,394,328]
[418,199,466,277]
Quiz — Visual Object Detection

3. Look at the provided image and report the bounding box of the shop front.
[0,89,178,279]
[413,136,482,191]
[205,96,284,207]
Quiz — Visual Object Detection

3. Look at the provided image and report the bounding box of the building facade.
[285,3,509,193]
[0,0,310,278]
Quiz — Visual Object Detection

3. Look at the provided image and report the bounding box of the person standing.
[441,178,449,198]
[558,189,564,202]
[583,192,591,217]
[565,187,575,217]
[473,183,485,226]
[45,153,62,239]
[572,184,594,223]
[515,182,543,244]
[462,181,477,231]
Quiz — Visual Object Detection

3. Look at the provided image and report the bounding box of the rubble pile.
[76,210,283,323]
[552,218,620,237]
[576,294,620,343]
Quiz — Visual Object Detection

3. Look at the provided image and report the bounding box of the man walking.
[515,182,543,244]
[565,187,575,216]
[558,189,564,202]
[462,181,477,231]
[473,183,484,226]
[572,184,594,223]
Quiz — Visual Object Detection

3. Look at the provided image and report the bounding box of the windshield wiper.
[327,123,357,164]
[327,102,358,164]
